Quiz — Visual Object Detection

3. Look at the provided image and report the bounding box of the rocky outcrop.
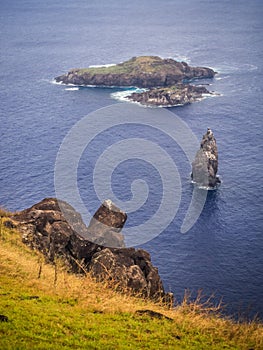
[191,128,221,187]
[10,198,170,301]
[55,56,216,88]
[89,248,165,299]
[87,199,127,248]
[128,84,211,107]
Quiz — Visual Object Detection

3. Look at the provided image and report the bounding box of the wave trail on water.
[214,63,258,74]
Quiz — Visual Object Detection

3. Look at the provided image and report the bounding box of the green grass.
[0,217,262,349]
[76,56,180,76]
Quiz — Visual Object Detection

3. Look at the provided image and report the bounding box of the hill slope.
[0,218,262,350]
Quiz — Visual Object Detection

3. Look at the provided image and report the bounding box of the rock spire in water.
[191,128,221,187]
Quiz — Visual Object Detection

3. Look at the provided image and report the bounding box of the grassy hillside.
[0,215,262,350]
[76,56,184,76]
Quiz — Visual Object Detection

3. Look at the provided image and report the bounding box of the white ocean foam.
[51,78,140,90]
[202,93,220,98]
[111,88,165,108]
[91,84,137,89]
[50,79,77,87]
[112,96,185,109]
[50,79,64,85]
[191,179,221,191]
[111,88,147,102]
[172,54,191,63]
[111,88,220,108]
[215,74,230,81]
[158,54,191,63]
[89,63,117,68]
[65,87,79,91]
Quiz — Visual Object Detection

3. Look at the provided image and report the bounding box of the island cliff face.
[9,198,171,302]
[55,56,216,107]
[55,56,216,88]
[191,128,221,188]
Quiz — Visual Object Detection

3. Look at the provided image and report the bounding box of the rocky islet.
[127,84,211,107]
[55,55,216,107]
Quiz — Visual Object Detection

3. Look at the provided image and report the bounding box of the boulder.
[11,198,170,301]
[191,128,221,187]
[87,199,126,248]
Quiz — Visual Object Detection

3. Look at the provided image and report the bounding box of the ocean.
[0,0,263,320]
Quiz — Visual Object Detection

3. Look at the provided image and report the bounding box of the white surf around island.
[51,78,139,90]
[111,88,219,108]
[51,77,220,108]
[110,88,147,102]
[88,63,117,68]
[65,87,80,91]
[190,178,221,191]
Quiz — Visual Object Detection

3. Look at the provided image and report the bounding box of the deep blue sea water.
[1,0,263,320]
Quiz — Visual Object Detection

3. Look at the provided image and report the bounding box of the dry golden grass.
[0,218,262,349]
[0,220,157,315]
[0,206,12,217]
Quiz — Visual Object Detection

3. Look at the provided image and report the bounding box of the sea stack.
[191,128,221,187]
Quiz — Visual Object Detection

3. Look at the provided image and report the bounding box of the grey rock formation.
[191,128,221,187]
[87,199,127,248]
[89,248,164,298]
[11,198,170,301]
